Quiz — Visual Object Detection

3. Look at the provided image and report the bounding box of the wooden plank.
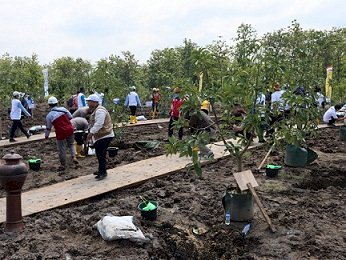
[0,138,261,223]
[233,170,259,191]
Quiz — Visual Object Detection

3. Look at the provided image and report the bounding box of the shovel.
[233,170,276,233]
[255,143,275,172]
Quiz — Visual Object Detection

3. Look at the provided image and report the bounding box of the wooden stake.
[257,144,274,171]
[247,183,276,233]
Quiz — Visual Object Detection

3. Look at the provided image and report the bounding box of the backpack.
[171,98,183,118]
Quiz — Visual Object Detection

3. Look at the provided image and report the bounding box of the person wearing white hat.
[9,91,31,142]
[86,94,114,180]
[124,86,141,124]
[45,96,78,171]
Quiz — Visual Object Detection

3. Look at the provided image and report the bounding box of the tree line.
[0,21,345,108]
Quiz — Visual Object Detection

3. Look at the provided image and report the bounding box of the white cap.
[13,91,20,97]
[48,96,58,105]
[86,94,100,102]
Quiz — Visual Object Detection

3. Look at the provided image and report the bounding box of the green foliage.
[274,90,320,147]
[0,53,43,104]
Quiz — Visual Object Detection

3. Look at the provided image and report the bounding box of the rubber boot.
[72,156,79,164]
[130,115,136,124]
[134,116,138,124]
[76,145,85,158]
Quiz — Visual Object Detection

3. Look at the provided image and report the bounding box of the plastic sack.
[88,147,95,155]
[136,115,147,121]
[94,215,148,243]
[28,125,46,135]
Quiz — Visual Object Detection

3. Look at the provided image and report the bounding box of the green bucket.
[28,159,42,171]
[265,164,282,178]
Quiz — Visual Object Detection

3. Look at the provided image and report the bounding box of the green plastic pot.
[28,159,42,171]
[138,201,158,221]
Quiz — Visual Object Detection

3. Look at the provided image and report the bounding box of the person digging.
[45,96,78,172]
[85,94,114,180]
[187,100,216,160]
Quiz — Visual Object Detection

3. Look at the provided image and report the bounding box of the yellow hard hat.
[201,100,210,111]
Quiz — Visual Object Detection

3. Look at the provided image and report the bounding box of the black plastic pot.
[107,147,119,158]
[284,145,307,167]
[265,167,279,178]
[138,201,158,221]
[28,159,41,171]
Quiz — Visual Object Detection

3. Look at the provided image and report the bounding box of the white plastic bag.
[136,115,147,121]
[94,215,148,243]
[88,147,95,155]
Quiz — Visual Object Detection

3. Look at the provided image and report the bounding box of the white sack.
[94,215,148,244]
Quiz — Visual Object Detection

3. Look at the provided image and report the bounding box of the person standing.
[124,86,141,124]
[168,87,184,140]
[77,87,87,108]
[151,88,161,118]
[45,96,78,171]
[9,91,31,142]
[86,94,114,180]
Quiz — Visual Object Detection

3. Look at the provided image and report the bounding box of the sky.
[0,0,345,65]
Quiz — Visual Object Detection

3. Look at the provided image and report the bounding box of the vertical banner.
[42,68,49,97]
[325,66,333,101]
[199,72,203,92]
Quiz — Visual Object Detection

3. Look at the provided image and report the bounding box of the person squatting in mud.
[70,117,89,158]
[187,100,216,160]
[45,96,78,172]
[86,94,114,180]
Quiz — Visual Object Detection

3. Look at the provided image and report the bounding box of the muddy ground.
[0,106,345,259]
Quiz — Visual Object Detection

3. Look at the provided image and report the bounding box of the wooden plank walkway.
[0,139,261,223]
[0,118,169,148]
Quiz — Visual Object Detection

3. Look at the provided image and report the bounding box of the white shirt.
[323,106,337,123]
[77,93,87,108]
[316,92,325,107]
[271,90,284,110]
[89,108,114,142]
[10,99,31,120]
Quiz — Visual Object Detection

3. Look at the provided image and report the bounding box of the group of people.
[45,94,114,180]
[8,82,346,179]
[9,90,113,181]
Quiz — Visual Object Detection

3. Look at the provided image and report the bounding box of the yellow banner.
[325,66,333,99]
